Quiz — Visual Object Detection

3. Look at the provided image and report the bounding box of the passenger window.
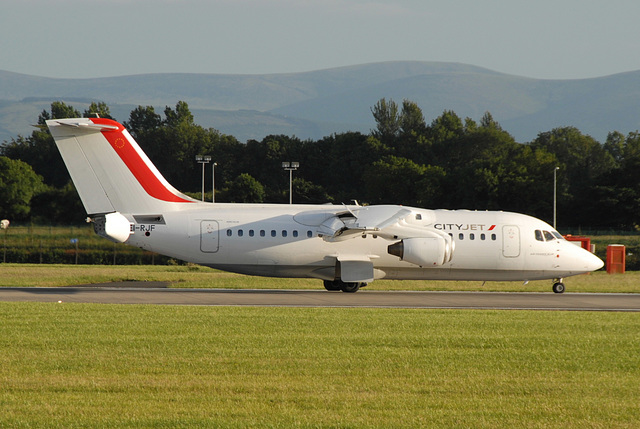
[470,233,475,240]
[249,230,254,237]
[535,230,544,241]
[458,233,464,240]
[543,231,555,241]
[415,214,422,220]
[238,229,243,237]
[271,230,276,237]
[226,230,232,237]
[260,230,265,237]
[307,230,313,238]
[481,233,486,240]
[282,230,287,237]
[491,234,497,241]
[293,230,298,238]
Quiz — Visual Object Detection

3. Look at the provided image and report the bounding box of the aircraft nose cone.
[587,252,605,271]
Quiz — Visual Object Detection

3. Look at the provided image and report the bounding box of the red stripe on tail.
[91,118,193,203]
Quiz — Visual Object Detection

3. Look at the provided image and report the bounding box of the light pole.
[553,166,560,229]
[212,162,217,203]
[196,155,211,202]
[282,162,299,204]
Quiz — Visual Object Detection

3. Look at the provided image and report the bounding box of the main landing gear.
[323,280,368,293]
[552,278,565,294]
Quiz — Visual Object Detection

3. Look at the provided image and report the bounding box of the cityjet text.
[434,224,496,231]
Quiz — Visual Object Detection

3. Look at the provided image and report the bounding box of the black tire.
[323,280,342,291]
[340,282,361,293]
[552,282,565,294]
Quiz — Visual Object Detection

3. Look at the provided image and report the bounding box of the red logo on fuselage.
[434,223,497,231]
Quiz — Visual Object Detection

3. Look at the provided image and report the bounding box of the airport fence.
[0,225,170,265]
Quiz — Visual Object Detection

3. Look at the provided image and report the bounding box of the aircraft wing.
[314,205,419,241]
[298,205,455,269]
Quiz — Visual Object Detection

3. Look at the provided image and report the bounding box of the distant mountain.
[1,62,639,143]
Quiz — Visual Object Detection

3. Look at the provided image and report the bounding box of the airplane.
[46,117,604,293]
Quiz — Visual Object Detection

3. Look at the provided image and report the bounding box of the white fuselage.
[122,203,603,283]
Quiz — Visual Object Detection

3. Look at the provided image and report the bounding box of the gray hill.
[1,61,639,143]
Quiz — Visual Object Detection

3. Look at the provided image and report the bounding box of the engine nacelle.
[388,236,449,267]
[93,212,132,243]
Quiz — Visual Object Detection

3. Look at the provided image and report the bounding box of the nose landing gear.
[552,278,565,294]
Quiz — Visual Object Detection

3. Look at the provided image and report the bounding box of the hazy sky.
[2,0,640,80]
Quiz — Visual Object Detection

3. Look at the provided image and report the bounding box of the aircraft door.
[502,225,520,258]
[200,220,219,253]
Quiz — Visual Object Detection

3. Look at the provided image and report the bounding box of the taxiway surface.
[1,287,639,311]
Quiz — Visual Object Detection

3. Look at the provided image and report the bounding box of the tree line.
[1,99,639,231]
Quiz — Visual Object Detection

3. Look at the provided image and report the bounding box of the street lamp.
[553,166,560,229]
[282,162,299,204]
[212,162,217,203]
[196,155,211,202]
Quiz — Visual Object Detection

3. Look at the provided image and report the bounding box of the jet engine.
[387,234,454,267]
[92,212,132,243]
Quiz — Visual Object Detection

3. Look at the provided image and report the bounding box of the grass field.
[1,262,639,427]
[1,263,639,293]
[1,303,639,428]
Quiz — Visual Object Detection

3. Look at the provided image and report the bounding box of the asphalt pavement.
[1,286,639,311]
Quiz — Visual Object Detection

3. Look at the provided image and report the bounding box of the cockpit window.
[536,229,562,241]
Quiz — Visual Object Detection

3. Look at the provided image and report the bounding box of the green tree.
[399,99,427,138]
[479,111,502,130]
[531,127,615,226]
[124,106,163,138]
[292,178,333,204]
[2,101,81,187]
[83,102,114,119]
[363,155,428,206]
[395,100,430,162]
[224,173,265,203]
[36,101,81,125]
[315,133,389,202]
[592,131,640,228]
[242,136,290,195]
[164,101,194,127]
[0,156,44,220]
[427,110,465,146]
[371,98,400,145]
[130,102,221,192]
[30,182,85,224]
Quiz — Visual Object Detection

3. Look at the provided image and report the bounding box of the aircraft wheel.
[323,280,342,291]
[552,282,565,294]
[340,282,361,293]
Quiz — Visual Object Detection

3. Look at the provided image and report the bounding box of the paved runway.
[1,287,640,311]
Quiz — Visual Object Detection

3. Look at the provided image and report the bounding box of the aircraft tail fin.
[46,118,197,215]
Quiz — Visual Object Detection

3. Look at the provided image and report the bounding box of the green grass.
[0,303,638,428]
[1,263,640,293]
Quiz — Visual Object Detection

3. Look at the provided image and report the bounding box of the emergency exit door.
[502,225,520,258]
[200,220,219,253]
